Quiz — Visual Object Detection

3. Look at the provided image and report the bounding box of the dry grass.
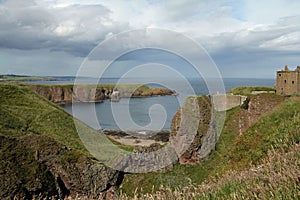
[64,140,299,200]
[117,142,299,200]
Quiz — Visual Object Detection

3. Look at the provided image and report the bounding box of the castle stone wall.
[276,66,300,95]
[212,94,247,111]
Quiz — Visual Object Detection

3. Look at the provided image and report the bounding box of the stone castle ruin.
[276,65,300,95]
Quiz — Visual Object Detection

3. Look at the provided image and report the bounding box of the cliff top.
[0,83,120,199]
[0,82,87,151]
[227,86,275,95]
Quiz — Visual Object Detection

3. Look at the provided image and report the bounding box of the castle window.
[279,74,282,76]
[284,80,287,83]
[292,81,295,84]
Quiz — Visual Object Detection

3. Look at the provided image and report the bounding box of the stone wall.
[212,94,247,111]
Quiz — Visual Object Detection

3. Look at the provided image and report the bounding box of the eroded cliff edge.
[169,93,286,165]
[169,96,218,164]
[29,84,175,103]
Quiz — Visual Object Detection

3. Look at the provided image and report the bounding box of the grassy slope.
[0,83,87,152]
[227,99,300,169]
[120,141,299,199]
[120,95,300,197]
[0,83,93,196]
[228,86,275,95]
[0,83,134,153]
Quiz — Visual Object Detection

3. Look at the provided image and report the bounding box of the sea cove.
[57,77,275,130]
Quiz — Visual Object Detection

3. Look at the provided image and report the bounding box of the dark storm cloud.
[0,0,128,57]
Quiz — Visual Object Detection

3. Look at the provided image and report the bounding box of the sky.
[0,0,300,78]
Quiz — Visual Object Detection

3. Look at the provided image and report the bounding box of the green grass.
[120,95,300,196]
[228,86,276,95]
[0,135,59,196]
[0,82,138,161]
[227,99,300,169]
[0,82,123,197]
[0,83,88,153]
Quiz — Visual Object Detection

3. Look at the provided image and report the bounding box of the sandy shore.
[102,129,170,146]
[107,135,166,146]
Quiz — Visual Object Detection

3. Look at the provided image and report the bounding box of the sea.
[28,77,275,130]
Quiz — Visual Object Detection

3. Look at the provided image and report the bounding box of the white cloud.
[243,0,300,24]
[204,15,300,53]
[0,0,300,77]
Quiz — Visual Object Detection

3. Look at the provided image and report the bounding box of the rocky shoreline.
[101,129,170,144]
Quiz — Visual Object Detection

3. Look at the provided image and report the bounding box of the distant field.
[228,86,276,95]
[0,74,56,82]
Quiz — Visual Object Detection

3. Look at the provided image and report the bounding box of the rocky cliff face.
[0,135,120,199]
[170,96,217,164]
[121,94,277,167]
[29,85,174,103]
[29,85,106,103]
[111,143,178,173]
[169,94,286,165]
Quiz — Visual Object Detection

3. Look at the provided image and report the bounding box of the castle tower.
[284,65,289,71]
[276,65,300,95]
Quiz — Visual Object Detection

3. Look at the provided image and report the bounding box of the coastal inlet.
[29,84,180,130]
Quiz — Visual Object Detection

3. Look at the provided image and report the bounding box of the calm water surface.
[55,78,275,130]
